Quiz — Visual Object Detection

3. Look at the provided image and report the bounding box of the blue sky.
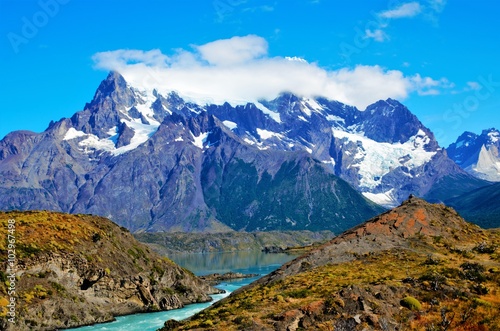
[1,0,499,147]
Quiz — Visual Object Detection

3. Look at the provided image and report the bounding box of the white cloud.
[92,49,169,70]
[410,74,453,96]
[92,35,451,110]
[379,2,422,19]
[364,29,389,42]
[427,0,447,13]
[195,35,268,66]
[466,81,481,91]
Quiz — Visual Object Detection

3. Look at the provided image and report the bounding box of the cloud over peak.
[92,35,450,109]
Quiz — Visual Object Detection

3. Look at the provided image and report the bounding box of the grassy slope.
[164,199,500,331]
[0,211,216,330]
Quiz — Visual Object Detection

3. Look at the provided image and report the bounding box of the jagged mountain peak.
[88,71,134,109]
[365,98,405,113]
[359,98,435,146]
[447,128,500,181]
[456,130,478,142]
[483,127,499,142]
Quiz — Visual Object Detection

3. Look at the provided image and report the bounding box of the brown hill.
[164,197,500,330]
[0,211,221,331]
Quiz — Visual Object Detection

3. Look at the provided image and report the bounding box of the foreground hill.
[0,211,220,331]
[164,197,500,330]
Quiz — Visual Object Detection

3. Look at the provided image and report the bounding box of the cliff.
[0,211,221,330]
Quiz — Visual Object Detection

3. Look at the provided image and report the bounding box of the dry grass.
[175,225,500,330]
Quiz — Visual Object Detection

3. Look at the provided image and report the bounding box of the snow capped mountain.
[0,72,483,232]
[57,73,468,207]
[51,72,470,207]
[447,128,500,181]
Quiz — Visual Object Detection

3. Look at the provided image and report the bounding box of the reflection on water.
[168,250,299,275]
[70,250,298,331]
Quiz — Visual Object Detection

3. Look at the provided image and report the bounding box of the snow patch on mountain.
[64,128,87,140]
[63,119,158,156]
[326,115,345,123]
[333,129,436,190]
[322,157,336,171]
[222,120,238,130]
[119,120,159,154]
[191,131,209,149]
[77,133,116,154]
[255,102,281,123]
[302,98,324,114]
[257,128,284,140]
[488,130,499,143]
[362,189,398,207]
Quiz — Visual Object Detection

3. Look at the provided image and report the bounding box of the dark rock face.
[0,71,482,231]
[445,181,500,228]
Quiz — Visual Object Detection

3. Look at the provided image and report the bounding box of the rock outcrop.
[0,211,221,331]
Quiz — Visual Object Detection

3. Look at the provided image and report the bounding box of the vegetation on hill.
[159,197,500,330]
[201,157,385,232]
[0,211,219,331]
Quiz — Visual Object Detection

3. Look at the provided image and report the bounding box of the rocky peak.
[86,71,137,113]
[359,99,435,147]
[69,72,139,138]
[339,195,465,241]
[0,130,39,161]
[483,127,500,143]
[447,128,500,181]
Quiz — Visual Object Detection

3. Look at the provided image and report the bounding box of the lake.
[70,251,297,331]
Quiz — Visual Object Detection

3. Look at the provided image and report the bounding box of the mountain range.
[0,71,492,232]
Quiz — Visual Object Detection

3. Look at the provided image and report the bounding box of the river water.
[71,251,296,331]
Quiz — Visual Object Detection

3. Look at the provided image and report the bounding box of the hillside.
[0,211,220,331]
[446,182,500,229]
[162,197,500,330]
